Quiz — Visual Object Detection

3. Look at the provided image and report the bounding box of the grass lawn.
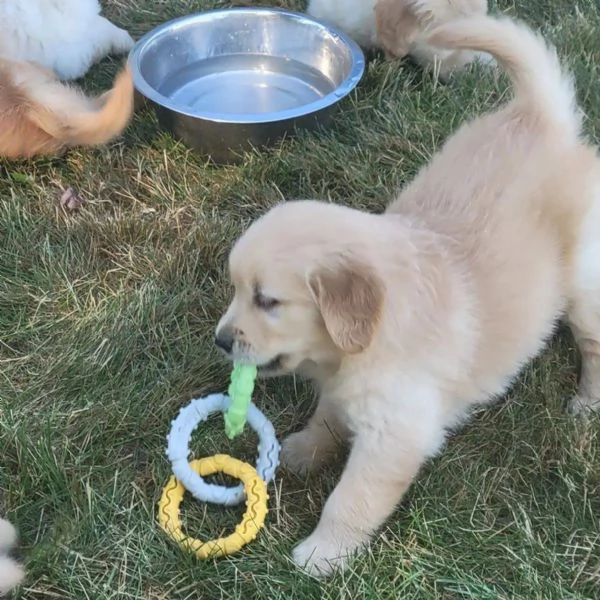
[1,0,599,597]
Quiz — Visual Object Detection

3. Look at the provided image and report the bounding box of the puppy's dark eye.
[254,292,280,311]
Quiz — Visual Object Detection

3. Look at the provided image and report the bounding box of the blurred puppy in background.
[0,518,23,597]
[0,0,135,159]
[0,59,134,159]
[0,0,133,80]
[307,0,494,79]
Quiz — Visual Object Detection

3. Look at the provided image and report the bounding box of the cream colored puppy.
[0,518,24,596]
[307,0,494,78]
[216,15,600,576]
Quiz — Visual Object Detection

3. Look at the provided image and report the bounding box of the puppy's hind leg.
[567,186,600,416]
[569,312,600,416]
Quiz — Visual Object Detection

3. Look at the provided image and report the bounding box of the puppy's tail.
[66,67,134,145]
[426,15,581,138]
[29,66,135,147]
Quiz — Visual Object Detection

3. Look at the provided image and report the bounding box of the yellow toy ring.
[158,454,268,558]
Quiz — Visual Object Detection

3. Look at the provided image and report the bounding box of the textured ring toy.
[166,392,280,506]
[158,455,268,558]
[159,364,280,558]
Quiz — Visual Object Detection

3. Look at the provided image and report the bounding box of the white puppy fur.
[216,15,600,576]
[307,0,494,78]
[0,0,133,80]
[0,518,24,596]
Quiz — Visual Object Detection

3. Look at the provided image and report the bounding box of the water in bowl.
[159,54,336,116]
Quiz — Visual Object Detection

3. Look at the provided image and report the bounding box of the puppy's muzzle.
[214,327,235,354]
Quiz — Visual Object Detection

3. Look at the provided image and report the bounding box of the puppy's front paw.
[292,529,365,577]
[0,519,24,595]
[113,28,135,53]
[281,431,327,476]
[0,519,17,551]
[0,556,25,596]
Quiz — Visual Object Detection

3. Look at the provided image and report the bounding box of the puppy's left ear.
[308,256,384,354]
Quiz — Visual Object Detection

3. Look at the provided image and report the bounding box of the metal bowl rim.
[128,7,365,124]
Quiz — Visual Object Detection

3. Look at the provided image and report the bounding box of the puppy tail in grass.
[29,66,135,148]
[426,15,581,138]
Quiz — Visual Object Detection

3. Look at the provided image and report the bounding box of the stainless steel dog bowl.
[129,8,365,163]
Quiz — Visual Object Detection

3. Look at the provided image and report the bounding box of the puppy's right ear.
[374,0,421,59]
[308,256,384,354]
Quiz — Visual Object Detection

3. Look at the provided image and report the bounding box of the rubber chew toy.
[166,393,279,505]
[224,364,257,439]
[158,456,268,558]
[158,364,280,558]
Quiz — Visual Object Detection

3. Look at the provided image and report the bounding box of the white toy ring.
[166,393,280,506]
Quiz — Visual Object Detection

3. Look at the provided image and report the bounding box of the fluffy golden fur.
[0,59,134,159]
[308,0,493,78]
[216,14,600,576]
[375,0,493,77]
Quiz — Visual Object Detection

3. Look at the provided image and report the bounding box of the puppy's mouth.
[220,341,289,376]
[257,354,286,375]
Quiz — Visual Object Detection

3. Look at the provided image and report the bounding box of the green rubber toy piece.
[224,363,258,439]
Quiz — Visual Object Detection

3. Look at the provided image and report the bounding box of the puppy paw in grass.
[292,526,368,577]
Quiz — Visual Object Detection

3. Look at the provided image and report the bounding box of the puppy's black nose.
[214,331,234,354]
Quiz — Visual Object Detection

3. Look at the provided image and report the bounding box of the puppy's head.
[374,0,421,59]
[374,0,488,60]
[215,201,384,377]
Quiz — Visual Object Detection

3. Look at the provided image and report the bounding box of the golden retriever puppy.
[307,0,494,78]
[216,15,600,576]
[0,59,134,159]
[0,518,24,596]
